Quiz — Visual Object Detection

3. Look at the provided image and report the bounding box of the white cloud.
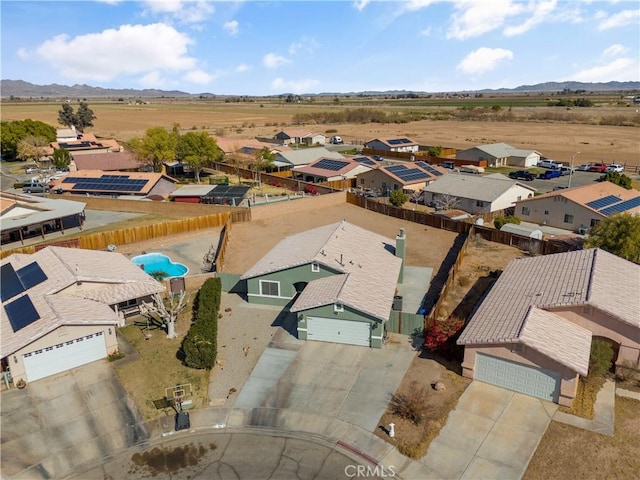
[597,9,640,30]
[503,0,557,36]
[456,47,513,75]
[288,37,319,55]
[354,0,371,12]
[447,0,523,40]
[263,53,291,69]
[30,23,197,82]
[568,58,639,82]
[603,44,627,57]
[403,0,440,11]
[224,20,239,36]
[235,63,250,72]
[96,0,122,4]
[271,78,319,93]
[139,71,165,88]
[16,48,28,59]
[141,0,215,24]
[183,69,214,84]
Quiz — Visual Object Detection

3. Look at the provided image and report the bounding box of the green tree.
[75,102,96,130]
[427,146,443,157]
[494,215,521,229]
[589,338,614,377]
[1,119,56,159]
[17,136,49,165]
[52,148,72,170]
[176,131,222,183]
[584,213,640,264]
[253,146,275,186]
[58,103,76,127]
[599,171,632,189]
[129,126,177,173]
[389,189,408,207]
[182,278,220,369]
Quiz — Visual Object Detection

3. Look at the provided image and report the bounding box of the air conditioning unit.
[578,226,588,235]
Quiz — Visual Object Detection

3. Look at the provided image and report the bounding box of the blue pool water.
[131,253,188,279]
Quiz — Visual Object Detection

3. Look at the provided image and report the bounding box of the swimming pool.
[131,253,188,280]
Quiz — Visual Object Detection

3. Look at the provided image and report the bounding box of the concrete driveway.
[421,381,557,480]
[234,337,417,432]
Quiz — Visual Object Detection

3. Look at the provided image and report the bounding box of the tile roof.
[50,170,177,195]
[242,221,402,321]
[366,137,418,148]
[423,173,536,202]
[377,163,448,186]
[72,152,141,171]
[293,158,372,177]
[1,247,165,356]
[458,249,640,370]
[472,143,538,158]
[276,148,344,166]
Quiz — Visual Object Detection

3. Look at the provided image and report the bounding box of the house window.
[521,206,530,216]
[564,214,574,224]
[544,210,549,215]
[393,184,399,190]
[311,262,320,273]
[118,299,137,309]
[359,178,364,185]
[259,280,280,297]
[476,200,484,207]
[334,303,344,313]
[590,219,600,227]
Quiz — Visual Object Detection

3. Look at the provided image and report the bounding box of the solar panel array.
[599,196,640,216]
[63,174,148,192]
[387,138,413,145]
[385,164,430,182]
[352,157,376,166]
[202,185,251,205]
[5,295,40,332]
[585,195,623,210]
[313,159,350,171]
[415,161,444,176]
[1,262,48,302]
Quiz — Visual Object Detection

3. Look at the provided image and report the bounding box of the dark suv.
[508,170,535,181]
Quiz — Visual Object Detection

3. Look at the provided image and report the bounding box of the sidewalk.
[553,378,615,436]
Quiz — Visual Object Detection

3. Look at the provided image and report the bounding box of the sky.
[1,0,639,95]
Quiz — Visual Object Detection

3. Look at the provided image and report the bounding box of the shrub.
[589,338,614,377]
[389,189,408,207]
[424,316,465,352]
[494,215,521,230]
[390,381,430,425]
[182,278,221,369]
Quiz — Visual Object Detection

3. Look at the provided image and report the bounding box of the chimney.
[396,227,406,283]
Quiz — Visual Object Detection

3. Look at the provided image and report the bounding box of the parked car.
[588,163,608,173]
[22,181,51,194]
[508,170,535,181]
[605,164,624,173]
[459,165,484,174]
[372,155,384,161]
[576,164,592,171]
[439,161,456,170]
[329,136,343,144]
[538,169,562,180]
[538,159,563,169]
[560,166,575,176]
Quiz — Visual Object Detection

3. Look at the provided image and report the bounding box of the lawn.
[114,303,210,420]
[524,397,640,480]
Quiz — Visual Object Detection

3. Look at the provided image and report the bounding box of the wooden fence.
[213,216,232,273]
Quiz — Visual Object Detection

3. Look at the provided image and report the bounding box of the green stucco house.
[240,221,404,348]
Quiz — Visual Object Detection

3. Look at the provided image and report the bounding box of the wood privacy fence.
[213,216,233,273]
[346,193,577,255]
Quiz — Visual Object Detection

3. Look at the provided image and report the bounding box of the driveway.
[234,337,417,432]
[421,381,557,480]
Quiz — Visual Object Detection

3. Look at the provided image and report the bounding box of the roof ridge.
[585,248,598,302]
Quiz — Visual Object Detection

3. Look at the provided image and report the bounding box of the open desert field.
[2,100,639,166]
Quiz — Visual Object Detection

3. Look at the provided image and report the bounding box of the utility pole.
[568,151,580,188]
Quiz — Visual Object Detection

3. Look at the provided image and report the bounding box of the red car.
[588,163,608,173]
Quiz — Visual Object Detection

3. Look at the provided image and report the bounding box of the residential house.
[275,148,344,170]
[274,129,326,146]
[421,173,536,214]
[51,132,121,157]
[0,192,86,245]
[457,248,640,406]
[456,143,541,168]
[292,157,373,183]
[169,185,216,204]
[50,170,178,199]
[364,137,419,153]
[1,246,165,384]
[71,151,142,172]
[514,182,640,234]
[214,137,291,156]
[240,221,404,348]
[356,161,448,194]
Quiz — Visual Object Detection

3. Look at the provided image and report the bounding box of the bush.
[494,215,521,230]
[389,189,408,207]
[589,338,614,377]
[424,316,464,353]
[390,381,431,425]
[182,278,221,369]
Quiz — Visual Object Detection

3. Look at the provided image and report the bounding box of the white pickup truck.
[538,159,563,169]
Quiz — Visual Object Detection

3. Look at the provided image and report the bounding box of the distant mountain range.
[1,79,639,98]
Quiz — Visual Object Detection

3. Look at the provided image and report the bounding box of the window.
[521,206,530,216]
[311,262,320,273]
[590,219,600,227]
[564,214,574,224]
[476,200,484,207]
[334,303,344,313]
[544,210,549,215]
[393,184,399,190]
[259,280,280,297]
[359,178,364,185]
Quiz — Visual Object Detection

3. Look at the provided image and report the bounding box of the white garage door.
[306,317,370,347]
[475,353,561,402]
[23,332,107,382]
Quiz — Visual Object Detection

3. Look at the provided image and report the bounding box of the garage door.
[306,317,370,347]
[475,353,561,402]
[23,332,107,382]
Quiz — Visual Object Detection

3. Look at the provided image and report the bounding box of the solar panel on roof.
[585,195,622,210]
[1,264,24,302]
[17,262,48,290]
[387,139,402,145]
[386,165,408,173]
[599,196,640,216]
[421,164,443,177]
[353,157,376,166]
[5,295,40,332]
[313,159,350,171]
